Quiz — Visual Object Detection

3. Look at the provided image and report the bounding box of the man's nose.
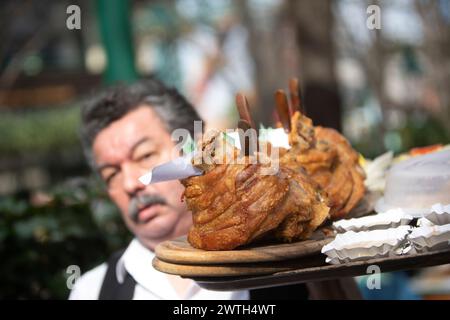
[122,162,145,195]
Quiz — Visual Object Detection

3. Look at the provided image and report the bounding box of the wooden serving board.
[153,254,325,277]
[191,248,450,291]
[155,233,333,265]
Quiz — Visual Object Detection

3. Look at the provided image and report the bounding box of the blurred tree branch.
[335,0,390,141]
[414,0,450,127]
[289,0,342,130]
[234,0,288,126]
[235,0,342,129]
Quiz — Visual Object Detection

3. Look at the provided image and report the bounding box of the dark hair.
[80,78,201,167]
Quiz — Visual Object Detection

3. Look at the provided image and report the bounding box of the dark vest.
[98,250,309,300]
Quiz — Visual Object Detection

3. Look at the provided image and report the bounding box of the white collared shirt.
[69,238,249,300]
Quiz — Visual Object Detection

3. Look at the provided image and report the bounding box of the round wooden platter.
[152,253,326,277]
[155,231,334,266]
[192,248,450,291]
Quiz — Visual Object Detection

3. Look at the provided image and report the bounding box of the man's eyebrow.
[129,137,152,156]
[96,137,152,172]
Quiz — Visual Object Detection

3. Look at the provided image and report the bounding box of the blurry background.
[0,0,449,299]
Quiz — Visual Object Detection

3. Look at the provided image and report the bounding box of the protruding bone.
[289,77,303,114]
[275,89,291,132]
[235,93,255,129]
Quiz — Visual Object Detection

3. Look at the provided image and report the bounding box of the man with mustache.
[69,78,251,299]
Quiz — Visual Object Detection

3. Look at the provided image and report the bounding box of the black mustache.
[128,194,167,223]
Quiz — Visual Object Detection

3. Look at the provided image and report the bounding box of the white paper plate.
[333,209,413,233]
[424,203,450,226]
[321,226,413,264]
[409,224,450,253]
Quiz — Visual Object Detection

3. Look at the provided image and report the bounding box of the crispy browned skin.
[281,112,365,220]
[181,133,329,250]
[314,126,366,218]
[274,168,329,241]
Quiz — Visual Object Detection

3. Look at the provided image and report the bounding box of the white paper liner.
[224,131,242,150]
[363,151,393,192]
[259,127,290,149]
[333,209,413,233]
[222,128,290,150]
[226,128,290,150]
[424,203,450,226]
[409,224,450,253]
[417,217,435,227]
[321,226,413,264]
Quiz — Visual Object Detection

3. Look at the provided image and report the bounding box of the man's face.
[93,105,191,250]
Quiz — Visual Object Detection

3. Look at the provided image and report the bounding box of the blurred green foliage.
[0,105,80,155]
[397,114,450,151]
[0,178,131,299]
[354,112,450,158]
